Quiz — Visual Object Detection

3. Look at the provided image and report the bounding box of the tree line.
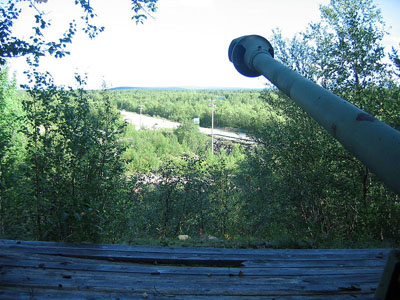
[112,89,266,132]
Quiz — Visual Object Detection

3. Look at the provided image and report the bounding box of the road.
[120,110,254,143]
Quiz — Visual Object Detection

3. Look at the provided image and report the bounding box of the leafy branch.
[0,0,158,66]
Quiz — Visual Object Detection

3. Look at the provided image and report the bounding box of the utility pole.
[210,96,224,155]
[138,104,143,130]
[211,98,215,155]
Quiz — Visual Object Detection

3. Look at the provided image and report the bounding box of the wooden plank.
[1,258,379,292]
[1,248,386,269]
[1,266,378,295]
[0,251,385,277]
[374,249,400,299]
[1,256,381,294]
[0,287,375,300]
[4,248,381,267]
[0,239,390,299]
[1,243,390,266]
[0,239,389,258]
[243,259,385,268]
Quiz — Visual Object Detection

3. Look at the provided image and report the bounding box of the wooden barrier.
[0,239,392,299]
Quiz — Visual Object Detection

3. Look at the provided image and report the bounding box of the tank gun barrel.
[229,35,400,195]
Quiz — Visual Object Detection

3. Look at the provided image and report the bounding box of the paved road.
[120,110,254,143]
[121,110,180,130]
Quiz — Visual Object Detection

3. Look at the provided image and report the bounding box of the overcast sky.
[7,0,400,89]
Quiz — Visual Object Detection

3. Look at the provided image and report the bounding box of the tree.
[390,44,400,78]
[19,72,127,241]
[252,0,400,244]
[304,0,399,200]
[269,29,316,81]
[174,119,209,155]
[0,0,157,240]
[304,0,387,101]
[0,67,26,237]
[0,0,158,66]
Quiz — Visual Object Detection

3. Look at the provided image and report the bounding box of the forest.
[1,0,400,248]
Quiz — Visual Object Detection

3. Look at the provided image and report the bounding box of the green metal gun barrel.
[229,35,400,195]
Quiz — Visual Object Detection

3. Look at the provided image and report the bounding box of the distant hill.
[109,86,263,91]
[109,86,187,91]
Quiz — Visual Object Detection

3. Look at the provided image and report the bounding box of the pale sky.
[7,0,400,89]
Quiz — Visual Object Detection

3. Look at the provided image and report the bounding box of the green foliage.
[6,71,127,242]
[0,0,157,65]
[1,0,399,249]
[113,89,265,132]
[390,44,400,78]
[174,119,209,155]
[250,0,400,245]
[119,109,246,175]
[131,0,158,24]
[122,127,184,174]
[0,68,20,162]
[304,0,387,95]
[2,82,399,247]
[123,152,245,241]
[0,67,27,238]
[237,89,400,246]
[270,29,316,81]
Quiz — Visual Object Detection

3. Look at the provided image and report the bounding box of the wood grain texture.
[0,239,391,299]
